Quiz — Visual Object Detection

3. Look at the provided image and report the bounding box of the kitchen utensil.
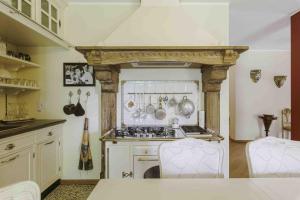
[146,96,155,114]
[171,117,180,129]
[140,93,147,119]
[74,89,85,117]
[163,96,168,105]
[63,91,75,115]
[125,94,136,112]
[125,84,137,112]
[155,96,166,120]
[132,93,141,118]
[177,96,195,118]
[168,96,177,107]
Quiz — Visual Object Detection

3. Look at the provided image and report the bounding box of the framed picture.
[63,63,95,86]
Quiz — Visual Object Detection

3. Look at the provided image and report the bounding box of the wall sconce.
[274,76,287,88]
[250,69,261,83]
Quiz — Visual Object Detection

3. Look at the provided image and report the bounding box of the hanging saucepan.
[177,96,195,118]
[74,89,85,117]
[63,91,75,115]
[132,93,142,119]
[155,96,166,120]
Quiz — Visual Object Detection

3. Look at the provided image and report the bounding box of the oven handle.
[137,158,159,162]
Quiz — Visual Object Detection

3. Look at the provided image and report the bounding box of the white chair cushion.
[159,138,224,178]
[246,136,300,178]
[0,181,40,200]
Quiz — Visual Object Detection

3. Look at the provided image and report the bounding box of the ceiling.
[68,0,300,50]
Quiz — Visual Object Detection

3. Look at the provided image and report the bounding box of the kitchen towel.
[78,117,93,170]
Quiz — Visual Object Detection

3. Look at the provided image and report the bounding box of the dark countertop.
[0,119,66,139]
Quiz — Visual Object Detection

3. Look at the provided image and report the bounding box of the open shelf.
[0,53,40,70]
[0,83,40,91]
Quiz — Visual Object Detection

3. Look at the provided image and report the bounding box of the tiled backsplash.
[121,80,200,126]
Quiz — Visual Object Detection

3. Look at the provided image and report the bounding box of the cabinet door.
[107,145,132,179]
[38,0,61,35]
[0,147,34,188]
[37,138,60,191]
[6,0,36,19]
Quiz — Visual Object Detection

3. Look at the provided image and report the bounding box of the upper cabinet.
[0,0,70,48]
[5,0,35,19]
[37,0,63,36]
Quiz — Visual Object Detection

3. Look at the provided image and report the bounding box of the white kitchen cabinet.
[35,0,66,36]
[37,138,60,191]
[106,144,132,179]
[0,147,34,187]
[36,125,62,191]
[3,0,36,19]
[0,123,63,191]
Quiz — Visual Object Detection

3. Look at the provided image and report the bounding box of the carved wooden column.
[95,66,120,178]
[202,66,229,134]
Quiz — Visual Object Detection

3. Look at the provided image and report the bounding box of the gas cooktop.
[114,126,183,138]
[180,125,208,134]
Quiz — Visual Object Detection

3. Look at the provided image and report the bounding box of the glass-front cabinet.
[3,0,36,19]
[37,0,63,35]
[1,0,65,36]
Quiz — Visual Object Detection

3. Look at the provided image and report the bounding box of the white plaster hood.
[100,0,220,46]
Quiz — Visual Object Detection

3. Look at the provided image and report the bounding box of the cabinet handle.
[48,132,53,136]
[44,141,54,145]
[5,143,15,150]
[1,155,19,164]
[138,158,159,162]
[122,171,133,178]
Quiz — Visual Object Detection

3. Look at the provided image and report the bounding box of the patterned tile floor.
[44,185,95,200]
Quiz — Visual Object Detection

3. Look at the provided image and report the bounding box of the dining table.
[87,178,300,200]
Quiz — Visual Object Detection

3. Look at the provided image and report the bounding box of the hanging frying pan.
[63,91,75,115]
[74,89,85,117]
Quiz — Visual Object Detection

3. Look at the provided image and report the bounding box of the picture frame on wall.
[63,63,95,86]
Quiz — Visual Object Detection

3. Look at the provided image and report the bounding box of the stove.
[114,126,184,138]
[180,125,212,136]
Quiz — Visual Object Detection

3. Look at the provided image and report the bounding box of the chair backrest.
[282,108,291,126]
[0,181,40,200]
[246,137,300,178]
[159,138,224,178]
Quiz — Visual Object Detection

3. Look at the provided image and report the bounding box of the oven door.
[133,155,160,178]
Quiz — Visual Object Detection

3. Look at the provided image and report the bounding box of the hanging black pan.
[74,89,85,117]
[63,91,75,115]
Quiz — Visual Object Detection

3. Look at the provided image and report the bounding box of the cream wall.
[23,2,230,179]
[229,50,291,140]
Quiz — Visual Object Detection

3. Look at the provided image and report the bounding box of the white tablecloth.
[88,178,300,200]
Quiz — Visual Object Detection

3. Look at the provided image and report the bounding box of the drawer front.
[35,126,61,143]
[133,146,159,156]
[0,135,34,156]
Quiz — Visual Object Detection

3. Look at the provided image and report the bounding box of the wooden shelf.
[0,53,40,70]
[0,83,40,91]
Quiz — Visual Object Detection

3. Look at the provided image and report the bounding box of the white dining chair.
[246,136,300,178]
[159,138,224,178]
[0,181,40,200]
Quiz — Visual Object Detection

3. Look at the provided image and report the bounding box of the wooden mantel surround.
[76,46,248,133]
[76,46,248,177]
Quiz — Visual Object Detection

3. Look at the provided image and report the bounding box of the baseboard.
[41,179,60,199]
[60,179,99,185]
[230,138,253,143]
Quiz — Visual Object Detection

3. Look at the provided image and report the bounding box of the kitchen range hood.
[100,0,220,47]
